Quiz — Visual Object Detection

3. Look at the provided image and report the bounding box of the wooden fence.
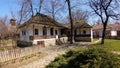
[0,46,42,62]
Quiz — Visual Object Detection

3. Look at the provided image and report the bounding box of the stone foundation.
[18,37,68,47]
[33,38,56,47]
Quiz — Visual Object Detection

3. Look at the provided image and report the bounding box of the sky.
[0,0,99,25]
[0,0,19,18]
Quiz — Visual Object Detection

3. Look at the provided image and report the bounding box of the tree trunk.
[29,0,34,17]
[101,23,107,44]
[67,0,74,44]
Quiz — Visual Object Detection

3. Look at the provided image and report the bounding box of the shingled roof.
[93,23,120,30]
[19,13,64,28]
[109,23,120,30]
[63,20,92,29]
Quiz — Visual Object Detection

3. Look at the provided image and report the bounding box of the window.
[22,31,26,35]
[83,30,86,35]
[74,30,77,35]
[50,28,54,35]
[35,29,39,35]
[61,29,64,35]
[43,26,47,35]
[117,31,120,36]
[55,30,58,35]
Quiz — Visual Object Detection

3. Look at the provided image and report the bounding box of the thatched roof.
[19,13,64,28]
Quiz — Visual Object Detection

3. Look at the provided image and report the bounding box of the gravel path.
[18,45,68,68]
[18,40,101,68]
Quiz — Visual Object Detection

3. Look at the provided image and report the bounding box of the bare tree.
[44,0,62,20]
[26,0,34,16]
[0,16,8,39]
[89,0,120,44]
[0,17,8,46]
[17,0,45,23]
[18,0,34,23]
[66,0,74,44]
[38,0,44,13]
[71,9,89,22]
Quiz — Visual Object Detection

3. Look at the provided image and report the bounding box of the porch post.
[33,24,34,39]
[32,24,35,45]
[91,28,93,42]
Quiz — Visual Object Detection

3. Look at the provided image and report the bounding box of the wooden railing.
[75,34,91,37]
[67,34,91,37]
[29,35,56,40]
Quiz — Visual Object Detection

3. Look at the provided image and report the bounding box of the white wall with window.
[76,28,91,35]
[35,29,39,35]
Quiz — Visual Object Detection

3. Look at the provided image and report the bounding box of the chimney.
[10,19,16,26]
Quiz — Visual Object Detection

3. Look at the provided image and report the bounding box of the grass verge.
[91,39,120,51]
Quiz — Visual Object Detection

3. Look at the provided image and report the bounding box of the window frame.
[35,29,39,35]
[50,28,54,35]
[22,30,26,36]
[83,30,86,35]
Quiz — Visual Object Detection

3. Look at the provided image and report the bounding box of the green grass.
[0,39,13,43]
[93,38,99,42]
[0,39,18,51]
[93,39,120,51]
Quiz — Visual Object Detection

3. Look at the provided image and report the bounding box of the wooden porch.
[68,34,92,42]
[29,35,56,40]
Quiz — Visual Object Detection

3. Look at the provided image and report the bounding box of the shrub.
[46,47,120,68]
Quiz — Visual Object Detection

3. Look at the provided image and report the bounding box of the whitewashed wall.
[111,30,117,36]
[76,28,91,35]
[20,26,32,42]
[19,24,63,46]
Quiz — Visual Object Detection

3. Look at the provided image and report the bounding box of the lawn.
[0,39,18,51]
[93,38,100,42]
[0,39,15,45]
[93,39,120,51]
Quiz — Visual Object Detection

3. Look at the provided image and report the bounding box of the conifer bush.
[46,47,120,68]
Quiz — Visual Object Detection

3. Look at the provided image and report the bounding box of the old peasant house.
[93,23,120,39]
[19,13,68,46]
[19,13,93,46]
[63,20,93,42]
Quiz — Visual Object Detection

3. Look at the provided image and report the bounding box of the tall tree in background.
[66,0,74,44]
[27,0,34,16]
[0,16,8,39]
[38,0,44,13]
[18,0,45,23]
[89,0,120,44]
[17,0,34,23]
[44,0,62,20]
[71,9,89,22]
[18,1,27,23]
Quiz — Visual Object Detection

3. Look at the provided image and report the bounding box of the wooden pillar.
[32,24,35,45]
[33,24,34,40]
[91,28,93,42]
